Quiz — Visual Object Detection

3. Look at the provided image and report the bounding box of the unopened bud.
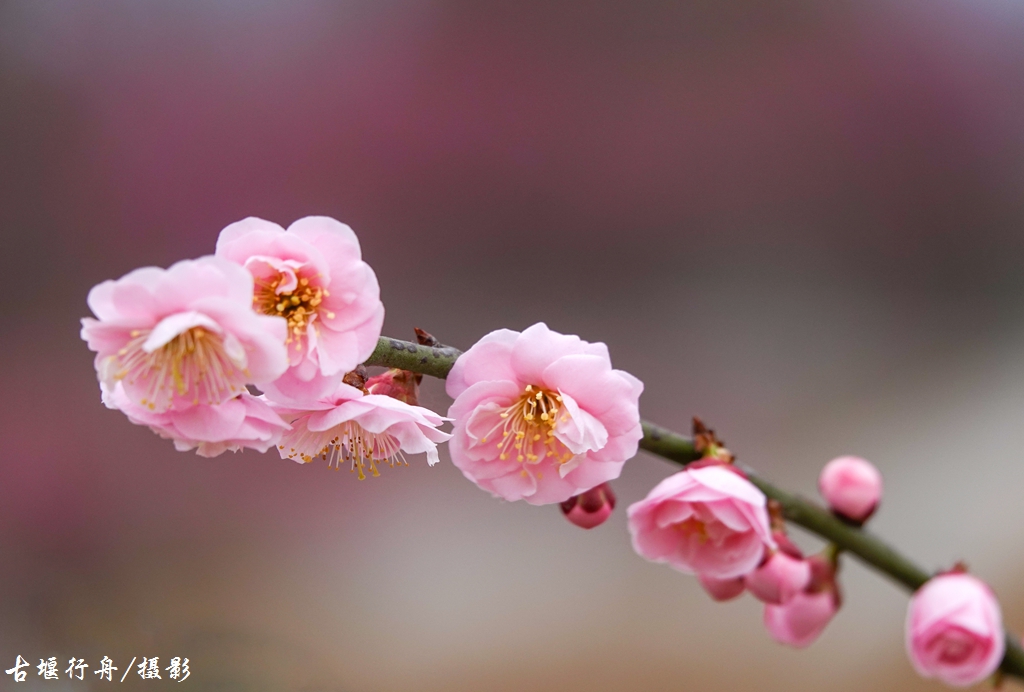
[818,455,882,524]
[762,551,840,648]
[560,483,616,529]
[699,575,746,602]
[365,368,420,405]
[746,550,812,605]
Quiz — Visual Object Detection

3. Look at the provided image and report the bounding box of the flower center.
[115,327,244,410]
[479,384,574,464]
[936,630,975,664]
[675,516,710,543]
[281,420,405,481]
[254,274,334,351]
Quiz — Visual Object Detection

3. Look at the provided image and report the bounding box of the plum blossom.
[906,572,1004,687]
[103,382,289,458]
[746,550,812,606]
[763,553,840,648]
[699,575,746,602]
[560,483,616,529]
[445,323,643,505]
[215,216,384,401]
[627,465,775,580]
[81,257,289,412]
[764,590,838,648]
[268,381,450,479]
[818,455,883,523]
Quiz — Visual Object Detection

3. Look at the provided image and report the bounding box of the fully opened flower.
[446,323,643,505]
[627,465,775,580]
[215,216,384,401]
[103,382,289,458]
[268,382,450,479]
[81,257,289,412]
[906,572,1004,687]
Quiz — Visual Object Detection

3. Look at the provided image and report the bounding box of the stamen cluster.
[482,385,572,465]
[254,275,332,350]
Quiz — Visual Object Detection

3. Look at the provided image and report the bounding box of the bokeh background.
[3,0,1024,689]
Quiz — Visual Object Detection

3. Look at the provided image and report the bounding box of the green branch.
[366,336,1024,681]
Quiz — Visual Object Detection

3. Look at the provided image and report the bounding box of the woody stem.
[365,336,1024,681]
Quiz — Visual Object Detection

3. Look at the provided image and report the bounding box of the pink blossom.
[627,465,775,580]
[560,483,616,529]
[215,216,385,400]
[763,554,840,647]
[445,323,643,505]
[81,257,289,412]
[103,382,289,458]
[746,551,812,605]
[699,575,746,602]
[906,573,1005,687]
[764,590,838,648]
[818,455,882,523]
[268,382,450,479]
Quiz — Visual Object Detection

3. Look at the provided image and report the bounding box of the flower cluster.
[81,225,643,493]
[82,219,1014,688]
[627,448,863,649]
[81,216,448,474]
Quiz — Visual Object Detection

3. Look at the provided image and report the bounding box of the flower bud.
[699,575,746,602]
[818,455,882,523]
[365,368,420,405]
[764,590,839,648]
[763,553,840,648]
[560,483,616,529]
[746,550,812,605]
[906,572,1004,687]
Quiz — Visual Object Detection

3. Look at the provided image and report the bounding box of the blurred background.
[3,0,1024,689]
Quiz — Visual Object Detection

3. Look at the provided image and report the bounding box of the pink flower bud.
[746,551,812,605]
[764,590,839,648]
[699,575,746,602]
[560,483,616,529]
[818,455,882,523]
[906,573,1004,687]
[365,368,421,405]
[763,554,840,648]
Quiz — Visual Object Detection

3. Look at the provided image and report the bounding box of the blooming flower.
[445,323,643,505]
[906,572,1005,687]
[81,257,289,412]
[215,216,385,400]
[103,382,289,457]
[627,465,775,579]
[818,455,883,523]
[267,381,450,479]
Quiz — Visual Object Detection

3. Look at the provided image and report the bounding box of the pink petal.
[509,323,590,386]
